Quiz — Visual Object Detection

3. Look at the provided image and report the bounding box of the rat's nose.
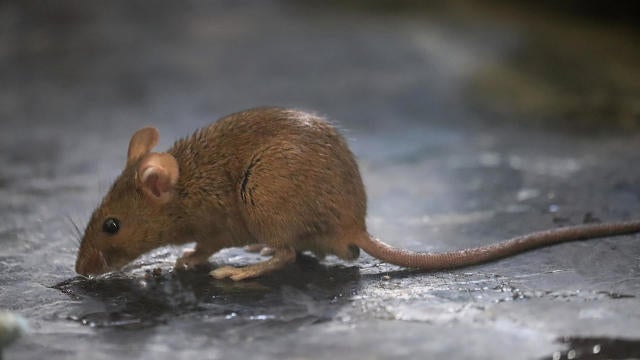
[75,248,108,276]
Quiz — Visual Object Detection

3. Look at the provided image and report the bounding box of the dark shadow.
[51,254,361,333]
[541,337,640,360]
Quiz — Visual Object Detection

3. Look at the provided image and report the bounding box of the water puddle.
[543,337,640,360]
[51,256,361,330]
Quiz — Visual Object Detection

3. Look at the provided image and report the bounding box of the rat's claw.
[210,266,243,279]
[210,266,262,281]
[230,271,258,281]
[210,248,295,280]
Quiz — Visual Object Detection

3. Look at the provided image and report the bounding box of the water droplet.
[552,351,561,360]
[516,188,540,201]
[224,312,237,320]
[567,349,576,359]
[592,344,601,354]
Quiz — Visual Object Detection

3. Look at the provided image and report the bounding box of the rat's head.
[75,127,180,276]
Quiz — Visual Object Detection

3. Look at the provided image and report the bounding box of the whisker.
[65,215,83,245]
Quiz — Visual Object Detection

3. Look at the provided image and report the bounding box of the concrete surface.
[1,1,640,359]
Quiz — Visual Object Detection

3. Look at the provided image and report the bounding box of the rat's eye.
[102,218,120,235]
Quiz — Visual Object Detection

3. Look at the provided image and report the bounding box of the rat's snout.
[75,247,109,276]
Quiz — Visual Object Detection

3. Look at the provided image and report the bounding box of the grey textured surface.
[1,1,640,359]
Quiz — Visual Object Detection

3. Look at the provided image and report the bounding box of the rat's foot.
[259,247,275,256]
[243,244,275,256]
[210,247,296,281]
[175,249,211,270]
[243,244,266,252]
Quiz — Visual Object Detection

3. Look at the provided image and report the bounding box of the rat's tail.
[354,220,640,270]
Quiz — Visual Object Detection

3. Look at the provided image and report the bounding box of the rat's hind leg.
[210,247,296,281]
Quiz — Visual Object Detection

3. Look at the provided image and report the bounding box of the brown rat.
[75,107,640,280]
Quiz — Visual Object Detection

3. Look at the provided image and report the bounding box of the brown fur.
[76,107,366,277]
[76,107,640,280]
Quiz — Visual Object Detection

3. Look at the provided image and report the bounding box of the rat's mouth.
[75,248,110,276]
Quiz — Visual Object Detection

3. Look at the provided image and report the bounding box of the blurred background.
[2,0,640,241]
[2,1,640,359]
[2,0,639,134]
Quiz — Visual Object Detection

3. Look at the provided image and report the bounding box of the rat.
[75,107,640,280]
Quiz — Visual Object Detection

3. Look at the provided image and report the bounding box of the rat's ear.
[136,153,179,205]
[128,127,159,163]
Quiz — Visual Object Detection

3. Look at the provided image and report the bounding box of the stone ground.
[1,1,640,359]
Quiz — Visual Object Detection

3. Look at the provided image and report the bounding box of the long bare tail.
[355,220,640,270]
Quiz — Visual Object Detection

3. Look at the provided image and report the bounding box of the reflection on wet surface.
[52,256,360,331]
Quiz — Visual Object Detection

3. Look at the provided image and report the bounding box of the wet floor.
[1,1,640,359]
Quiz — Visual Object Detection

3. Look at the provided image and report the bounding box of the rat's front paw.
[210,266,258,281]
[175,249,210,270]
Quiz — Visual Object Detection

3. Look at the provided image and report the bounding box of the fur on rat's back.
[168,107,367,260]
